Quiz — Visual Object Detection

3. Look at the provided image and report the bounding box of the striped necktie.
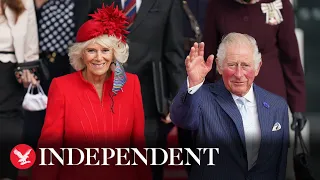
[123,0,137,29]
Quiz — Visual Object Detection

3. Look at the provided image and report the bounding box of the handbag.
[152,61,170,118]
[293,124,315,180]
[22,83,48,111]
[15,59,50,80]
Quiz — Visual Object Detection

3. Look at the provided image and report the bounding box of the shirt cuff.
[187,77,204,94]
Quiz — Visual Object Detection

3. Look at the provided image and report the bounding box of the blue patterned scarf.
[112,61,127,95]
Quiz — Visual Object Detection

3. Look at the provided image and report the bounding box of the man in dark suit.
[203,0,307,132]
[170,33,289,180]
[101,0,186,179]
[202,1,307,178]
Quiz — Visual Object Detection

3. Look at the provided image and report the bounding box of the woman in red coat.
[32,4,151,180]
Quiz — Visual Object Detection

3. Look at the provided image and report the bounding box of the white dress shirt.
[121,0,142,12]
[187,78,261,170]
[0,0,39,63]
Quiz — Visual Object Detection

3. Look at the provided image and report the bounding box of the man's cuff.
[187,77,204,94]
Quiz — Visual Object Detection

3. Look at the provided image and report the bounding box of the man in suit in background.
[183,0,209,51]
[101,0,186,179]
[170,33,289,180]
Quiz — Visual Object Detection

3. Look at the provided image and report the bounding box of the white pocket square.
[272,122,281,131]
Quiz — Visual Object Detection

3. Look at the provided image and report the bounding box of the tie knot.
[237,97,248,115]
[237,97,247,106]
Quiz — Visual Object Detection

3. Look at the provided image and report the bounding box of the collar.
[231,85,256,105]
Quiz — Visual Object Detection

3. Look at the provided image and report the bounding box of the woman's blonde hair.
[68,34,129,71]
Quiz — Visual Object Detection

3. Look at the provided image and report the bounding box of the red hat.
[76,3,129,43]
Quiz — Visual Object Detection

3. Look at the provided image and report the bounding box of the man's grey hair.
[68,35,129,71]
[216,32,262,70]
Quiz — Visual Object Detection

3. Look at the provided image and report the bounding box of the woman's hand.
[161,113,172,124]
[16,69,39,88]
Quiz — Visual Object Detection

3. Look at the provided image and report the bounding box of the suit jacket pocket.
[148,8,159,12]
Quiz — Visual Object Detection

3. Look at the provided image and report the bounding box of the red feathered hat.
[76,3,129,43]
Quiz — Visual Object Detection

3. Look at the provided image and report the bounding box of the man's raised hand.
[185,42,214,87]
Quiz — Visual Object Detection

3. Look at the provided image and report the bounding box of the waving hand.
[185,42,214,87]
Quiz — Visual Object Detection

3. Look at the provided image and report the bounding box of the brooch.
[263,102,270,108]
[261,0,284,25]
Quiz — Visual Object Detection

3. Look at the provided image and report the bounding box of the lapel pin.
[263,102,270,108]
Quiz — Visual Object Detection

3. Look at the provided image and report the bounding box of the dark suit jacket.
[203,0,306,113]
[102,0,186,119]
[170,80,289,180]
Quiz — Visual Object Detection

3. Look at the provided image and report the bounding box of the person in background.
[32,4,151,180]
[0,0,39,179]
[183,0,209,52]
[203,1,307,178]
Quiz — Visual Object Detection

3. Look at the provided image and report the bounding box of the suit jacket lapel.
[210,80,247,150]
[253,84,273,166]
[129,0,157,33]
